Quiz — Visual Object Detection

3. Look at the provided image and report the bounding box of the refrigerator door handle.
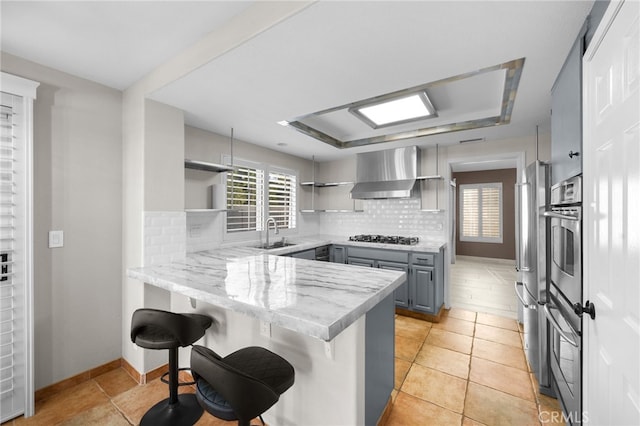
[514,281,537,310]
[515,183,521,271]
[515,183,531,272]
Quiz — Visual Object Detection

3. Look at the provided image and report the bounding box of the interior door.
[583,1,640,425]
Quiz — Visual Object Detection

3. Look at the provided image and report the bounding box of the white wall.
[1,53,123,389]
[122,97,186,374]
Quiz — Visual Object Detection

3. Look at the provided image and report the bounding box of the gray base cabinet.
[412,265,436,313]
[330,245,347,264]
[334,245,444,315]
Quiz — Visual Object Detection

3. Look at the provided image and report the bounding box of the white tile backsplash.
[145,199,444,256]
[144,211,186,265]
[318,198,446,243]
[186,211,223,253]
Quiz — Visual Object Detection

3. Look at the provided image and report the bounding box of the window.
[459,183,503,243]
[225,158,296,234]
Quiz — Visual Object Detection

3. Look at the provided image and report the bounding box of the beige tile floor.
[449,255,519,319]
[3,309,564,426]
[383,311,565,426]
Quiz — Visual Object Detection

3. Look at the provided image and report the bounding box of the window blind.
[226,165,264,232]
[0,103,16,404]
[268,171,296,230]
[460,183,503,243]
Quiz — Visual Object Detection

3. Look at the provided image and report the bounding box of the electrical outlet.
[189,224,202,238]
[260,321,271,338]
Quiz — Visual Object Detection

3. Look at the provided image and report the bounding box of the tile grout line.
[459,316,476,424]
[93,377,136,426]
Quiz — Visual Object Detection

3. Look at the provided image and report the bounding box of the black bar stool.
[190,344,295,426]
[131,308,213,426]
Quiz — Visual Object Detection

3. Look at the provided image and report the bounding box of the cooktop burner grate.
[348,235,419,245]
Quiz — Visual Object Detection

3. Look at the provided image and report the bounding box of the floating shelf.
[300,181,354,187]
[300,209,364,213]
[185,159,234,173]
[185,209,228,213]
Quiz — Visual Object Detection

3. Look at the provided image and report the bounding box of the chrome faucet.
[264,216,279,247]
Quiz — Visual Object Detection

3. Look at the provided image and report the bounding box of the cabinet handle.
[568,150,580,158]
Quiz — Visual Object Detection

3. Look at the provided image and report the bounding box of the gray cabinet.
[378,261,410,309]
[348,257,375,267]
[330,245,347,264]
[289,248,316,260]
[412,265,435,313]
[551,28,585,184]
[339,245,444,315]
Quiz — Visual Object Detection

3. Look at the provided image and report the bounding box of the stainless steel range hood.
[350,146,420,199]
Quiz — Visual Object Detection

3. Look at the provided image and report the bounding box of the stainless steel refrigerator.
[515,161,553,396]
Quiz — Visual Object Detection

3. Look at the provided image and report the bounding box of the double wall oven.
[543,175,587,424]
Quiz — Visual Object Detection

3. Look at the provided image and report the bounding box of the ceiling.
[1,1,594,161]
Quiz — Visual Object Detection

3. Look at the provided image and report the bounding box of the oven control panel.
[550,174,582,205]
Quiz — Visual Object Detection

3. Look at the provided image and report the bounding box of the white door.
[583,1,640,425]
[0,74,38,422]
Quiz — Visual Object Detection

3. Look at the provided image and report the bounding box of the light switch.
[49,230,64,248]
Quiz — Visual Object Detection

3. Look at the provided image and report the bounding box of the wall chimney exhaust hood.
[350,146,420,199]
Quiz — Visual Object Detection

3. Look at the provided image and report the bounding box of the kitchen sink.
[254,241,297,250]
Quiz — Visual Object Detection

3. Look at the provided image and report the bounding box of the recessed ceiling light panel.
[282,58,525,149]
[349,91,437,129]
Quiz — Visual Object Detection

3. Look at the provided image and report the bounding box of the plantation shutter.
[460,183,503,243]
[0,101,17,415]
[481,187,501,238]
[268,170,296,230]
[226,165,264,232]
[461,187,479,237]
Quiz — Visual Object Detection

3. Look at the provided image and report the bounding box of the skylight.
[350,92,437,129]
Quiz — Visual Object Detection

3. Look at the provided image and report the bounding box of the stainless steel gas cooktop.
[348,234,419,246]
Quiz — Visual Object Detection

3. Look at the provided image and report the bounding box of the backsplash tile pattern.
[185,210,320,253]
[143,211,186,265]
[318,198,446,243]
[147,199,445,255]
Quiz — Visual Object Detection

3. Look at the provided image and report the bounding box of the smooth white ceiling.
[1,1,253,90]
[1,1,594,161]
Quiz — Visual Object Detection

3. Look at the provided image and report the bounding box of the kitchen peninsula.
[128,239,407,425]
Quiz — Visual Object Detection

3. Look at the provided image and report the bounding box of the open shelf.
[185,209,228,213]
[300,209,364,213]
[300,181,354,187]
[185,159,234,173]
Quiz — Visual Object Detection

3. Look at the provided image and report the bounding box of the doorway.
[447,154,523,319]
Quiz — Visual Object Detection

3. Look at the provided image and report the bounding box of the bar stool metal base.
[140,393,203,426]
